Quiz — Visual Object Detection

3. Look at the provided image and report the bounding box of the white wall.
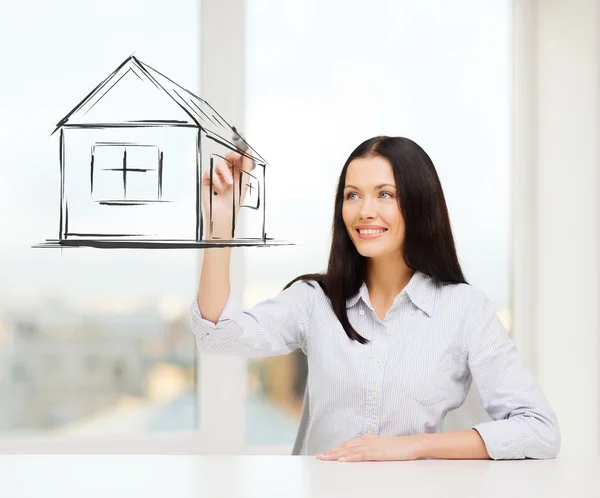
[513,0,600,457]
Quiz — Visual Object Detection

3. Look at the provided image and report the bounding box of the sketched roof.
[54,55,265,164]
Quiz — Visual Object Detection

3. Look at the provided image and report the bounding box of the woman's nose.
[359,198,376,219]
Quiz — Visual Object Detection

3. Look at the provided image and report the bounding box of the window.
[92,144,162,203]
[240,169,260,210]
[0,0,200,437]
[244,0,512,448]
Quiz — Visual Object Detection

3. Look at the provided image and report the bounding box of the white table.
[0,455,597,498]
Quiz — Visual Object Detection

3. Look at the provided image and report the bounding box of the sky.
[0,0,512,312]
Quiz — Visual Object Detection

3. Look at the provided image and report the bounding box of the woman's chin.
[355,244,389,259]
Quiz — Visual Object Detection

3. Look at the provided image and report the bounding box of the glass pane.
[92,145,127,201]
[123,146,161,202]
[0,0,200,436]
[244,0,512,447]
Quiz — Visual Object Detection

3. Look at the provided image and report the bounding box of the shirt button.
[367,428,375,435]
[371,391,378,399]
[359,310,365,316]
[376,357,383,363]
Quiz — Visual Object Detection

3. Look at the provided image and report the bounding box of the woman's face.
[342,155,405,259]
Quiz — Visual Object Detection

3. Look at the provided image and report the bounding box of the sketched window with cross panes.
[91,144,162,203]
[240,169,260,209]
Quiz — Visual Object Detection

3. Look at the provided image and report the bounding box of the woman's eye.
[380,192,394,199]
[346,192,358,200]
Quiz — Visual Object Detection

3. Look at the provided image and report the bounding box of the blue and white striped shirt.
[191,271,560,459]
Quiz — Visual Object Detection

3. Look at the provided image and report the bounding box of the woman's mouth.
[356,228,387,239]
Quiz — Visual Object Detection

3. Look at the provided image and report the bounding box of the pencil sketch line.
[205,105,267,164]
[33,238,292,249]
[136,58,218,113]
[158,150,164,200]
[98,202,147,206]
[122,148,127,197]
[94,142,152,146]
[123,120,190,123]
[238,165,243,205]
[38,237,284,242]
[97,200,171,205]
[59,129,65,240]
[65,201,69,238]
[65,233,148,237]
[231,157,236,239]
[137,58,203,99]
[196,131,202,242]
[62,122,197,129]
[84,68,135,116]
[102,168,155,172]
[90,146,95,195]
[51,237,279,242]
[209,155,214,238]
[188,98,219,127]
[204,133,256,163]
[238,169,260,212]
[53,56,135,132]
[133,61,200,126]
[133,61,164,92]
[60,240,291,249]
[171,88,210,127]
[246,181,260,211]
[128,65,146,82]
[261,165,266,241]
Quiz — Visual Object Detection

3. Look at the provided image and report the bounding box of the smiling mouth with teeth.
[356,228,388,239]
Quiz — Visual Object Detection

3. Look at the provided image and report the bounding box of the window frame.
[0,0,534,457]
[0,0,251,454]
[91,143,162,204]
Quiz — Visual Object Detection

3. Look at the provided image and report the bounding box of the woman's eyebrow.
[344,183,396,190]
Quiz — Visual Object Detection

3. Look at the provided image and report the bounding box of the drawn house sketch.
[35,55,290,249]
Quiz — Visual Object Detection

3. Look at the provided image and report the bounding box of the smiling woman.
[193,135,560,460]
[240,0,515,452]
[286,136,467,342]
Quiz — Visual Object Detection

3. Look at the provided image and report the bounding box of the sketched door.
[208,154,263,240]
[208,154,235,239]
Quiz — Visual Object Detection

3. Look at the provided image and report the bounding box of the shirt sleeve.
[466,291,561,460]
[190,279,316,358]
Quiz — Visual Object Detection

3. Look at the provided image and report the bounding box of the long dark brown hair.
[284,136,467,344]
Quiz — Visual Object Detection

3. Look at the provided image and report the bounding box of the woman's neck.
[365,256,415,303]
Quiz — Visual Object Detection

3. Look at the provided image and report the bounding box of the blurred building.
[0,298,196,433]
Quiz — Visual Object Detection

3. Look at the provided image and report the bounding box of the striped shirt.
[191,271,560,459]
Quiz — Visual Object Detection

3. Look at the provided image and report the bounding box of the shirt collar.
[345,282,370,309]
[345,271,436,317]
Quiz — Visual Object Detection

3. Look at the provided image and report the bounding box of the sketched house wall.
[53,56,267,246]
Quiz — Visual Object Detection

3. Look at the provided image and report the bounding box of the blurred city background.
[0,0,511,449]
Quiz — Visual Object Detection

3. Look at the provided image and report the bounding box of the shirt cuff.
[472,419,526,460]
